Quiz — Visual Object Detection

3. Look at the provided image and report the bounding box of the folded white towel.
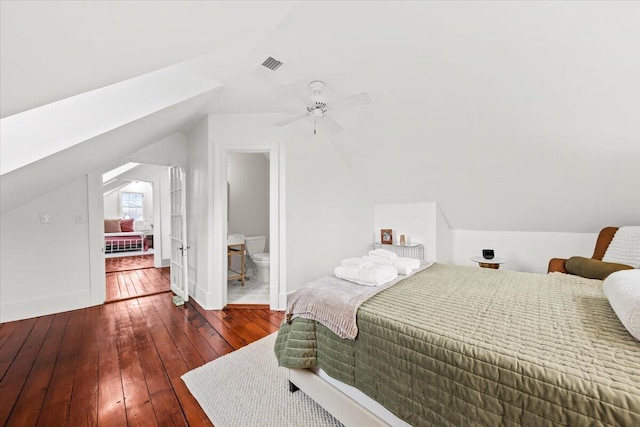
[368,249,397,259]
[341,257,374,270]
[334,264,398,287]
[392,257,420,275]
[365,255,420,275]
[363,255,393,266]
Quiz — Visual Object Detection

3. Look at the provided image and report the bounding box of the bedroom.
[0,1,638,425]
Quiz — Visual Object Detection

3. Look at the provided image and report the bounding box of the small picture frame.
[381,229,393,245]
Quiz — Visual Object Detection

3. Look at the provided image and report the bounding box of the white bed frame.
[288,368,414,427]
[104,232,146,256]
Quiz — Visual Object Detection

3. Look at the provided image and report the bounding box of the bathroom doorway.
[226,153,270,304]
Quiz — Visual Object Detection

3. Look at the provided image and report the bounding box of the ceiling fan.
[274,80,371,135]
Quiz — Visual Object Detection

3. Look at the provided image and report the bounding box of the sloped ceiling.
[2,1,638,231]
[0,0,295,117]
[203,1,640,232]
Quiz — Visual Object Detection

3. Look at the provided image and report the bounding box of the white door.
[170,166,189,302]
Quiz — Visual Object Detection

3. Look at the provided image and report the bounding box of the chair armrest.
[548,258,568,273]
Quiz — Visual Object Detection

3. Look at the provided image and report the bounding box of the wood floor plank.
[122,273,138,298]
[137,296,212,426]
[261,309,286,328]
[131,269,152,295]
[242,309,281,334]
[192,303,248,350]
[67,305,100,427]
[126,301,188,426]
[36,309,86,426]
[0,317,37,380]
[137,268,170,294]
[152,295,220,362]
[0,293,282,426]
[146,295,206,370]
[106,273,120,301]
[0,321,19,349]
[6,312,71,426]
[97,303,128,426]
[114,299,158,427]
[117,274,130,299]
[0,316,53,425]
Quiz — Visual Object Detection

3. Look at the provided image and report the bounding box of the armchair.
[548,227,619,274]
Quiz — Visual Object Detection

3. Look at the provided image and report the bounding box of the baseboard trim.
[1,290,92,323]
[225,303,270,310]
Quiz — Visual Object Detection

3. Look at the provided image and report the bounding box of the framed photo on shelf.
[381,229,393,245]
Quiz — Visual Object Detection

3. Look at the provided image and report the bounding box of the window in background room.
[121,192,144,220]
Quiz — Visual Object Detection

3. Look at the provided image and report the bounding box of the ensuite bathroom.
[227,153,270,304]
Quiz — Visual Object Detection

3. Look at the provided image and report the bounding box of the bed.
[104,218,149,256]
[275,263,640,426]
[104,232,148,254]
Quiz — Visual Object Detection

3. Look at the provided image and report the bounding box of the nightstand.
[471,256,507,269]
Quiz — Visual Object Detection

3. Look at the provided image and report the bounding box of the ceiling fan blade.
[328,92,371,111]
[281,83,313,105]
[273,111,309,127]
[318,115,344,134]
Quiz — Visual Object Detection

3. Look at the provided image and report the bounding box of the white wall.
[1,177,91,322]
[450,230,599,274]
[284,125,374,292]
[1,133,187,322]
[374,202,451,262]
[209,113,374,304]
[227,153,270,250]
[186,117,212,303]
[436,207,452,264]
[127,132,187,170]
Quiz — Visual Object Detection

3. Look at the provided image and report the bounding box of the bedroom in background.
[101,163,172,302]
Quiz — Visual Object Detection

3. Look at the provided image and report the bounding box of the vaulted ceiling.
[2,1,638,231]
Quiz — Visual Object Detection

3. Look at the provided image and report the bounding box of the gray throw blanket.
[285,262,433,339]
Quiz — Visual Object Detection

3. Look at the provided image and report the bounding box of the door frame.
[88,162,171,305]
[212,143,285,310]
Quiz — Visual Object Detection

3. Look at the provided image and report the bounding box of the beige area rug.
[182,333,342,427]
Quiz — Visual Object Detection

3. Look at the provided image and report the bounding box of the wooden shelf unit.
[227,243,246,286]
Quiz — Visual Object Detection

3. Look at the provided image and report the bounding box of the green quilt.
[275,264,640,426]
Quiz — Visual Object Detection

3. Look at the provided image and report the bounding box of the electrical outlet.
[74,213,85,224]
[39,213,51,224]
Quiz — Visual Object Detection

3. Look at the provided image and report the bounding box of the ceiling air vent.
[261,56,283,71]
[251,54,284,78]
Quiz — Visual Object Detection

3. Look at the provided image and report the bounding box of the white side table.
[471,256,508,269]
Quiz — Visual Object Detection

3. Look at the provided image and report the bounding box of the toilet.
[244,236,270,283]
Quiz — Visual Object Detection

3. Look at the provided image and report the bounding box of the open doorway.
[226,153,271,304]
[101,163,172,302]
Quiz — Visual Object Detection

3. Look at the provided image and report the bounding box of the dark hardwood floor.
[106,266,171,302]
[0,293,284,426]
[105,255,155,274]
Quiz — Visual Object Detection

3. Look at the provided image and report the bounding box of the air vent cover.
[261,56,283,71]
[251,54,284,78]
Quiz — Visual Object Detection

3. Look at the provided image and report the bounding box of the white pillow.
[602,269,640,341]
[602,226,640,268]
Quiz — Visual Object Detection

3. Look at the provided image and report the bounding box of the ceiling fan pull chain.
[314,118,317,135]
